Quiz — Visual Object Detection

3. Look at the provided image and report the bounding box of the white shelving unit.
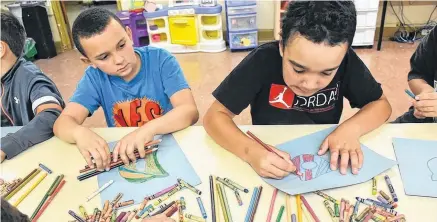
[274,0,380,47]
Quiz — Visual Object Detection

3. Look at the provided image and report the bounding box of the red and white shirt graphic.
[269,84,295,109]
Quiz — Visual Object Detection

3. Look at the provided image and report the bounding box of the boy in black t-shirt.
[203,1,392,179]
[394,26,437,123]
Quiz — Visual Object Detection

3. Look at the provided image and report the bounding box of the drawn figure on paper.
[118,151,168,183]
[427,157,437,181]
[269,86,292,109]
[291,154,332,181]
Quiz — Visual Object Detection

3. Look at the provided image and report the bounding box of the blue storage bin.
[229,30,258,50]
[226,0,256,7]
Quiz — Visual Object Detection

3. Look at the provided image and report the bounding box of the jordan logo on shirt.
[112,97,163,127]
[269,83,340,113]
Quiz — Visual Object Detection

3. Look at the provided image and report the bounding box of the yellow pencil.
[296,194,302,222]
[13,172,48,207]
[5,168,41,200]
[213,176,222,222]
[286,194,291,222]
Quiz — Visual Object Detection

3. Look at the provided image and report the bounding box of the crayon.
[249,186,262,222]
[323,200,335,218]
[405,89,416,100]
[180,197,186,210]
[197,197,207,219]
[153,185,182,206]
[111,209,117,222]
[216,177,241,192]
[276,206,285,222]
[179,202,184,222]
[291,214,296,222]
[147,183,178,200]
[386,214,405,221]
[372,177,377,195]
[185,213,206,222]
[209,176,216,222]
[127,210,137,222]
[384,175,398,202]
[344,202,352,222]
[30,175,63,219]
[377,196,389,205]
[362,209,375,222]
[235,190,243,206]
[136,204,154,219]
[356,207,370,221]
[314,191,337,204]
[120,211,130,222]
[149,201,176,217]
[95,210,102,222]
[334,202,340,217]
[79,205,89,220]
[39,163,52,174]
[267,188,278,222]
[115,200,134,209]
[139,198,148,210]
[68,210,86,222]
[223,178,249,193]
[116,212,126,222]
[111,193,123,206]
[31,180,66,221]
[178,178,202,195]
[164,204,178,217]
[371,214,386,222]
[103,200,109,213]
[379,190,390,200]
[340,199,345,221]
[365,198,394,209]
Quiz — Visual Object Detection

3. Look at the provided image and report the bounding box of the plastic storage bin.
[356,11,377,27]
[352,28,376,46]
[229,31,258,49]
[226,0,256,7]
[227,5,256,15]
[227,13,256,31]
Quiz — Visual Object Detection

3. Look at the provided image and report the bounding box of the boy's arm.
[1,104,62,162]
[53,102,110,170]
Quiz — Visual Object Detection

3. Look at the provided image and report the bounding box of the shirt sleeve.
[343,49,383,109]
[212,47,267,115]
[159,49,190,98]
[408,26,437,86]
[28,75,65,114]
[69,70,101,115]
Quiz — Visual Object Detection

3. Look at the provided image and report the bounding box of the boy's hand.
[141,214,175,222]
[413,92,437,118]
[113,127,155,165]
[247,144,297,179]
[318,128,363,175]
[74,127,110,171]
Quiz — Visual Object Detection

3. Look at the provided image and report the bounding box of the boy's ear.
[125,26,133,42]
[80,56,97,68]
[279,39,284,58]
[0,41,7,59]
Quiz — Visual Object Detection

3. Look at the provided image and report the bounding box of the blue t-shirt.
[70,46,189,127]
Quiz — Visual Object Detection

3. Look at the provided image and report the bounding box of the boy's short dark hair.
[72,8,125,56]
[281,1,356,47]
[1,10,26,58]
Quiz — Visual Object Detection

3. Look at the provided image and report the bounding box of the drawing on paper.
[118,151,169,183]
[427,157,437,181]
[291,154,332,181]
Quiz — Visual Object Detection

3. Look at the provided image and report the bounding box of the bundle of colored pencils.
[30,174,66,222]
[77,140,161,181]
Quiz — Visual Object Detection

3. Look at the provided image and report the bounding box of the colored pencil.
[13,172,47,207]
[213,176,221,222]
[246,131,302,176]
[244,187,258,222]
[30,175,64,219]
[217,183,229,222]
[296,195,302,222]
[80,148,158,173]
[291,214,296,222]
[218,183,232,222]
[5,168,41,200]
[249,186,263,222]
[89,139,161,162]
[266,188,278,222]
[286,194,291,222]
[78,149,157,180]
[3,168,37,198]
[405,89,416,100]
[300,195,320,222]
[32,180,66,222]
[276,206,285,222]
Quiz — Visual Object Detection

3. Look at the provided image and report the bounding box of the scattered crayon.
[377,196,389,205]
[197,197,207,219]
[340,199,345,221]
[115,200,134,209]
[180,197,186,210]
[362,209,375,222]
[356,207,370,221]
[179,202,184,222]
[372,177,377,195]
[111,193,123,206]
[139,199,148,211]
[223,178,249,193]
[68,210,86,222]
[39,163,52,174]
[127,210,137,222]
[323,200,335,218]
[79,205,89,220]
[334,202,340,217]
[185,213,206,222]
[384,175,398,202]
[235,190,243,206]
[178,178,202,195]
[217,177,242,192]
[365,198,394,209]
[314,191,337,204]
[147,183,178,200]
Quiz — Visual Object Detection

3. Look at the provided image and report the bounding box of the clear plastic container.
[229,31,257,49]
[227,14,257,32]
[227,5,256,15]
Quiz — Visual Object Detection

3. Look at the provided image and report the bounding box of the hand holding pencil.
[246,131,300,179]
[113,127,157,165]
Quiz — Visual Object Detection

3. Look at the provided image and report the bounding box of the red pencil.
[246,131,302,176]
[300,195,320,222]
[31,180,66,222]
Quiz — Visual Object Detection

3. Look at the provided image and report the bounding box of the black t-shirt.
[408,25,437,89]
[212,41,383,125]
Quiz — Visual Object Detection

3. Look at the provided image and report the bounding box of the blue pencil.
[244,187,259,222]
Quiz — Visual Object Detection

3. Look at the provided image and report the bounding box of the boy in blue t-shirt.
[54,8,199,175]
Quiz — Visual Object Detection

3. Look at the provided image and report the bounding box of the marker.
[87,180,114,202]
[372,177,377,195]
[197,197,207,219]
[178,178,201,195]
[314,191,337,204]
[384,175,398,202]
[39,163,52,174]
[223,178,249,193]
[405,89,416,100]
[235,190,243,206]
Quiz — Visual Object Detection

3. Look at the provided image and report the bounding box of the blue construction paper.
[263,127,397,195]
[392,138,437,198]
[97,134,201,207]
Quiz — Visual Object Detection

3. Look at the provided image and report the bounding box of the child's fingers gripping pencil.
[405,89,417,100]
